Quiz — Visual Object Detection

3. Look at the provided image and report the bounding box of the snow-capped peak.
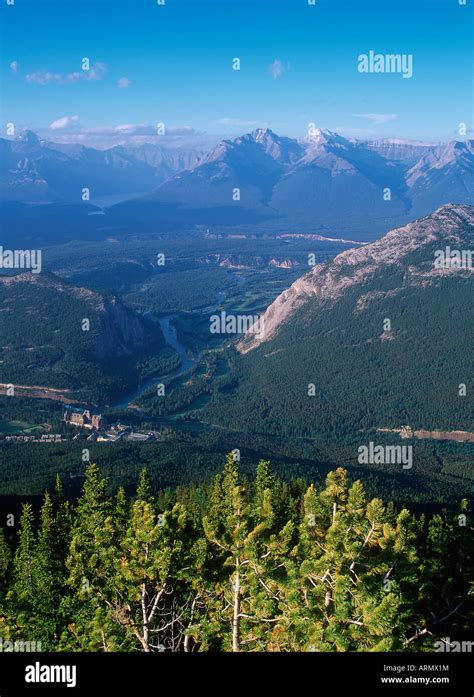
[306,127,334,143]
[252,127,275,144]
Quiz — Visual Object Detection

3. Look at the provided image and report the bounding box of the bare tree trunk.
[184,596,198,653]
[232,558,241,652]
[141,583,150,652]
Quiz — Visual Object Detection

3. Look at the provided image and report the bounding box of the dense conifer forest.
[205,276,473,437]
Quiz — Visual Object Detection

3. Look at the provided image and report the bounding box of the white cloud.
[26,71,62,85]
[353,113,398,126]
[49,115,80,130]
[112,124,142,134]
[117,77,131,89]
[10,61,18,73]
[103,124,196,136]
[25,63,107,85]
[29,122,214,149]
[86,63,107,81]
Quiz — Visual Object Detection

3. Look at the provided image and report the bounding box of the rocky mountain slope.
[240,204,474,351]
[205,205,473,439]
[0,273,176,404]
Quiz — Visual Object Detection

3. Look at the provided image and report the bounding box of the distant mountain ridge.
[0,130,203,203]
[2,128,474,238]
[137,128,474,236]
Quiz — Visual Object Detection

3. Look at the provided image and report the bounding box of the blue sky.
[1,0,472,147]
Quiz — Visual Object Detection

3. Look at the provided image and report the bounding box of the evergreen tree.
[0,528,12,641]
[0,527,10,583]
[64,463,116,650]
[286,476,415,651]
[136,468,152,504]
[8,504,37,641]
[203,453,293,651]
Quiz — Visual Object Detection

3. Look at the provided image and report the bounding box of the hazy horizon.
[2,125,466,152]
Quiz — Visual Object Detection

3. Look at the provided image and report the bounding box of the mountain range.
[0,130,202,204]
[2,128,473,238]
[141,128,474,236]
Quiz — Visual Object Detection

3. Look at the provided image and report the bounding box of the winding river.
[112,314,199,410]
[111,281,243,411]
